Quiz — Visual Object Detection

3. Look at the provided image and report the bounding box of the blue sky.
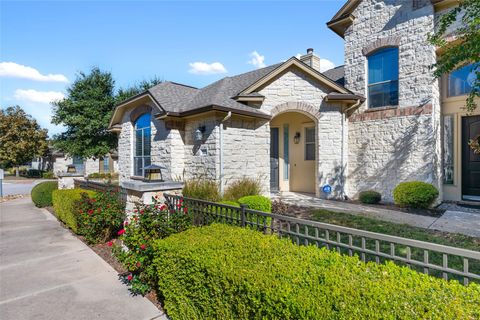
[0,0,346,136]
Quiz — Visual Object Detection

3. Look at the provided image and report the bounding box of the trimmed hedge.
[31,181,58,207]
[217,200,240,207]
[238,195,271,212]
[154,224,480,320]
[358,190,381,204]
[393,181,439,208]
[52,189,96,233]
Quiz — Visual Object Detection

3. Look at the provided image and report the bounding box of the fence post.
[240,204,246,227]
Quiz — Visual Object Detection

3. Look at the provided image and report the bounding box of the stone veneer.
[344,0,442,202]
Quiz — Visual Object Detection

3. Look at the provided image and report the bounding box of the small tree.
[116,77,163,103]
[429,0,480,153]
[0,106,48,176]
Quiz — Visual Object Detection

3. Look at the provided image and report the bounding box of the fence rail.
[74,179,127,203]
[164,193,480,285]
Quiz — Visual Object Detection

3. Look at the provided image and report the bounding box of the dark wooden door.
[270,128,279,192]
[462,116,480,198]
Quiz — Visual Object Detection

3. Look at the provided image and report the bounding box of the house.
[109,0,479,204]
[52,151,119,177]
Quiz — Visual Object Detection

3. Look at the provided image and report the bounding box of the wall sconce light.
[143,164,166,182]
[66,164,77,173]
[194,126,206,142]
[293,132,301,144]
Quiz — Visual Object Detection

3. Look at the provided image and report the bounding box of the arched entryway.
[270,102,319,194]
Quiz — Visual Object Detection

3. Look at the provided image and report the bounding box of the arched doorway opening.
[270,110,317,194]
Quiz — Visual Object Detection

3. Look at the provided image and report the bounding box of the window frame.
[304,126,316,161]
[447,63,476,98]
[367,47,399,109]
[133,113,152,177]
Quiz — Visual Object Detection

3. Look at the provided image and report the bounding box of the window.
[283,124,289,180]
[443,115,454,184]
[103,157,110,173]
[305,127,315,161]
[134,113,151,177]
[448,64,477,97]
[72,156,84,173]
[368,47,399,108]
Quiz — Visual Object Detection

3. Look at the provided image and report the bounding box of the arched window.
[368,47,399,108]
[134,113,151,177]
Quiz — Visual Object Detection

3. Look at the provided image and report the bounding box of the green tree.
[116,77,163,103]
[0,106,48,176]
[429,0,479,113]
[52,67,117,159]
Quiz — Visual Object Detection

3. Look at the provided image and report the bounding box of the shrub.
[182,179,220,201]
[42,171,55,179]
[154,224,480,320]
[52,189,96,232]
[393,181,439,208]
[238,195,271,212]
[31,181,58,207]
[75,188,125,244]
[358,190,382,204]
[223,177,262,201]
[87,172,114,179]
[114,196,192,295]
[26,169,42,178]
[217,200,240,207]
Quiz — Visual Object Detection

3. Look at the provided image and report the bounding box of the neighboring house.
[110,0,479,203]
[52,151,119,177]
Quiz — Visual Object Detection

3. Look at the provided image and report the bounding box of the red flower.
[124,221,129,226]
[140,209,144,214]
[127,274,133,281]
[140,244,146,250]
[117,229,125,235]
[91,199,96,202]
[136,261,141,267]
[79,209,83,213]
[176,204,182,208]
[107,241,113,247]
[134,217,138,221]
[133,209,138,213]
[159,204,166,210]
[183,207,188,213]
[155,195,159,199]
[107,204,111,208]
[87,209,94,215]
[179,199,183,204]
[97,208,102,213]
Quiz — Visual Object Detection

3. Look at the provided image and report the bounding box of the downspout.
[219,111,232,195]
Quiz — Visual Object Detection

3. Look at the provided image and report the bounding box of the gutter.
[219,111,232,195]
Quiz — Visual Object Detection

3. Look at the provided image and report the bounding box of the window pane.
[283,124,289,180]
[134,157,142,176]
[143,128,151,156]
[368,80,399,108]
[448,64,476,97]
[135,130,143,156]
[368,47,398,84]
[103,158,109,172]
[135,113,151,129]
[443,115,454,184]
[305,144,315,161]
[305,127,315,143]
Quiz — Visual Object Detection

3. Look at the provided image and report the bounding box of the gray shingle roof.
[322,65,345,86]
[141,62,347,119]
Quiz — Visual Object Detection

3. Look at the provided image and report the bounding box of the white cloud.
[320,58,336,72]
[14,89,65,104]
[188,62,227,75]
[248,51,266,69]
[0,62,69,82]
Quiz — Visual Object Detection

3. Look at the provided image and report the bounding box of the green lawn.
[305,209,480,283]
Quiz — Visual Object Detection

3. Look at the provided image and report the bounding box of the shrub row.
[153,224,480,320]
[52,189,96,233]
[31,181,58,207]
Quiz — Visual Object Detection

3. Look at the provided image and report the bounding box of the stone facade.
[53,156,105,177]
[343,0,443,201]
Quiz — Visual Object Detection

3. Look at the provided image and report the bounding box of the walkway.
[273,192,480,238]
[0,197,166,320]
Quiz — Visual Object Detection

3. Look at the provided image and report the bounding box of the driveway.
[0,197,166,320]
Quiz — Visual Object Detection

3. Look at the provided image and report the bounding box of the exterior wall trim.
[270,101,321,120]
[349,104,432,122]
[362,36,402,56]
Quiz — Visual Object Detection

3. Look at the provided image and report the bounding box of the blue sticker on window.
[322,185,332,194]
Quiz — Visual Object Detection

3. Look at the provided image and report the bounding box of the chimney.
[299,48,321,72]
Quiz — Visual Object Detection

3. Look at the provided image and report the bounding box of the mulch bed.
[345,199,445,217]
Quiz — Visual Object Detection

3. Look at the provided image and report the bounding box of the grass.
[305,209,480,283]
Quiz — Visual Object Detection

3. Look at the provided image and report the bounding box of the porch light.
[294,132,301,144]
[143,164,166,182]
[66,164,76,173]
[194,126,206,142]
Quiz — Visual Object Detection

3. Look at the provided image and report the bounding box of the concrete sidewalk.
[0,197,166,320]
[273,192,480,238]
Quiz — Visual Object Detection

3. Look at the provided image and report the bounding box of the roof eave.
[166,105,271,120]
[326,14,355,38]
